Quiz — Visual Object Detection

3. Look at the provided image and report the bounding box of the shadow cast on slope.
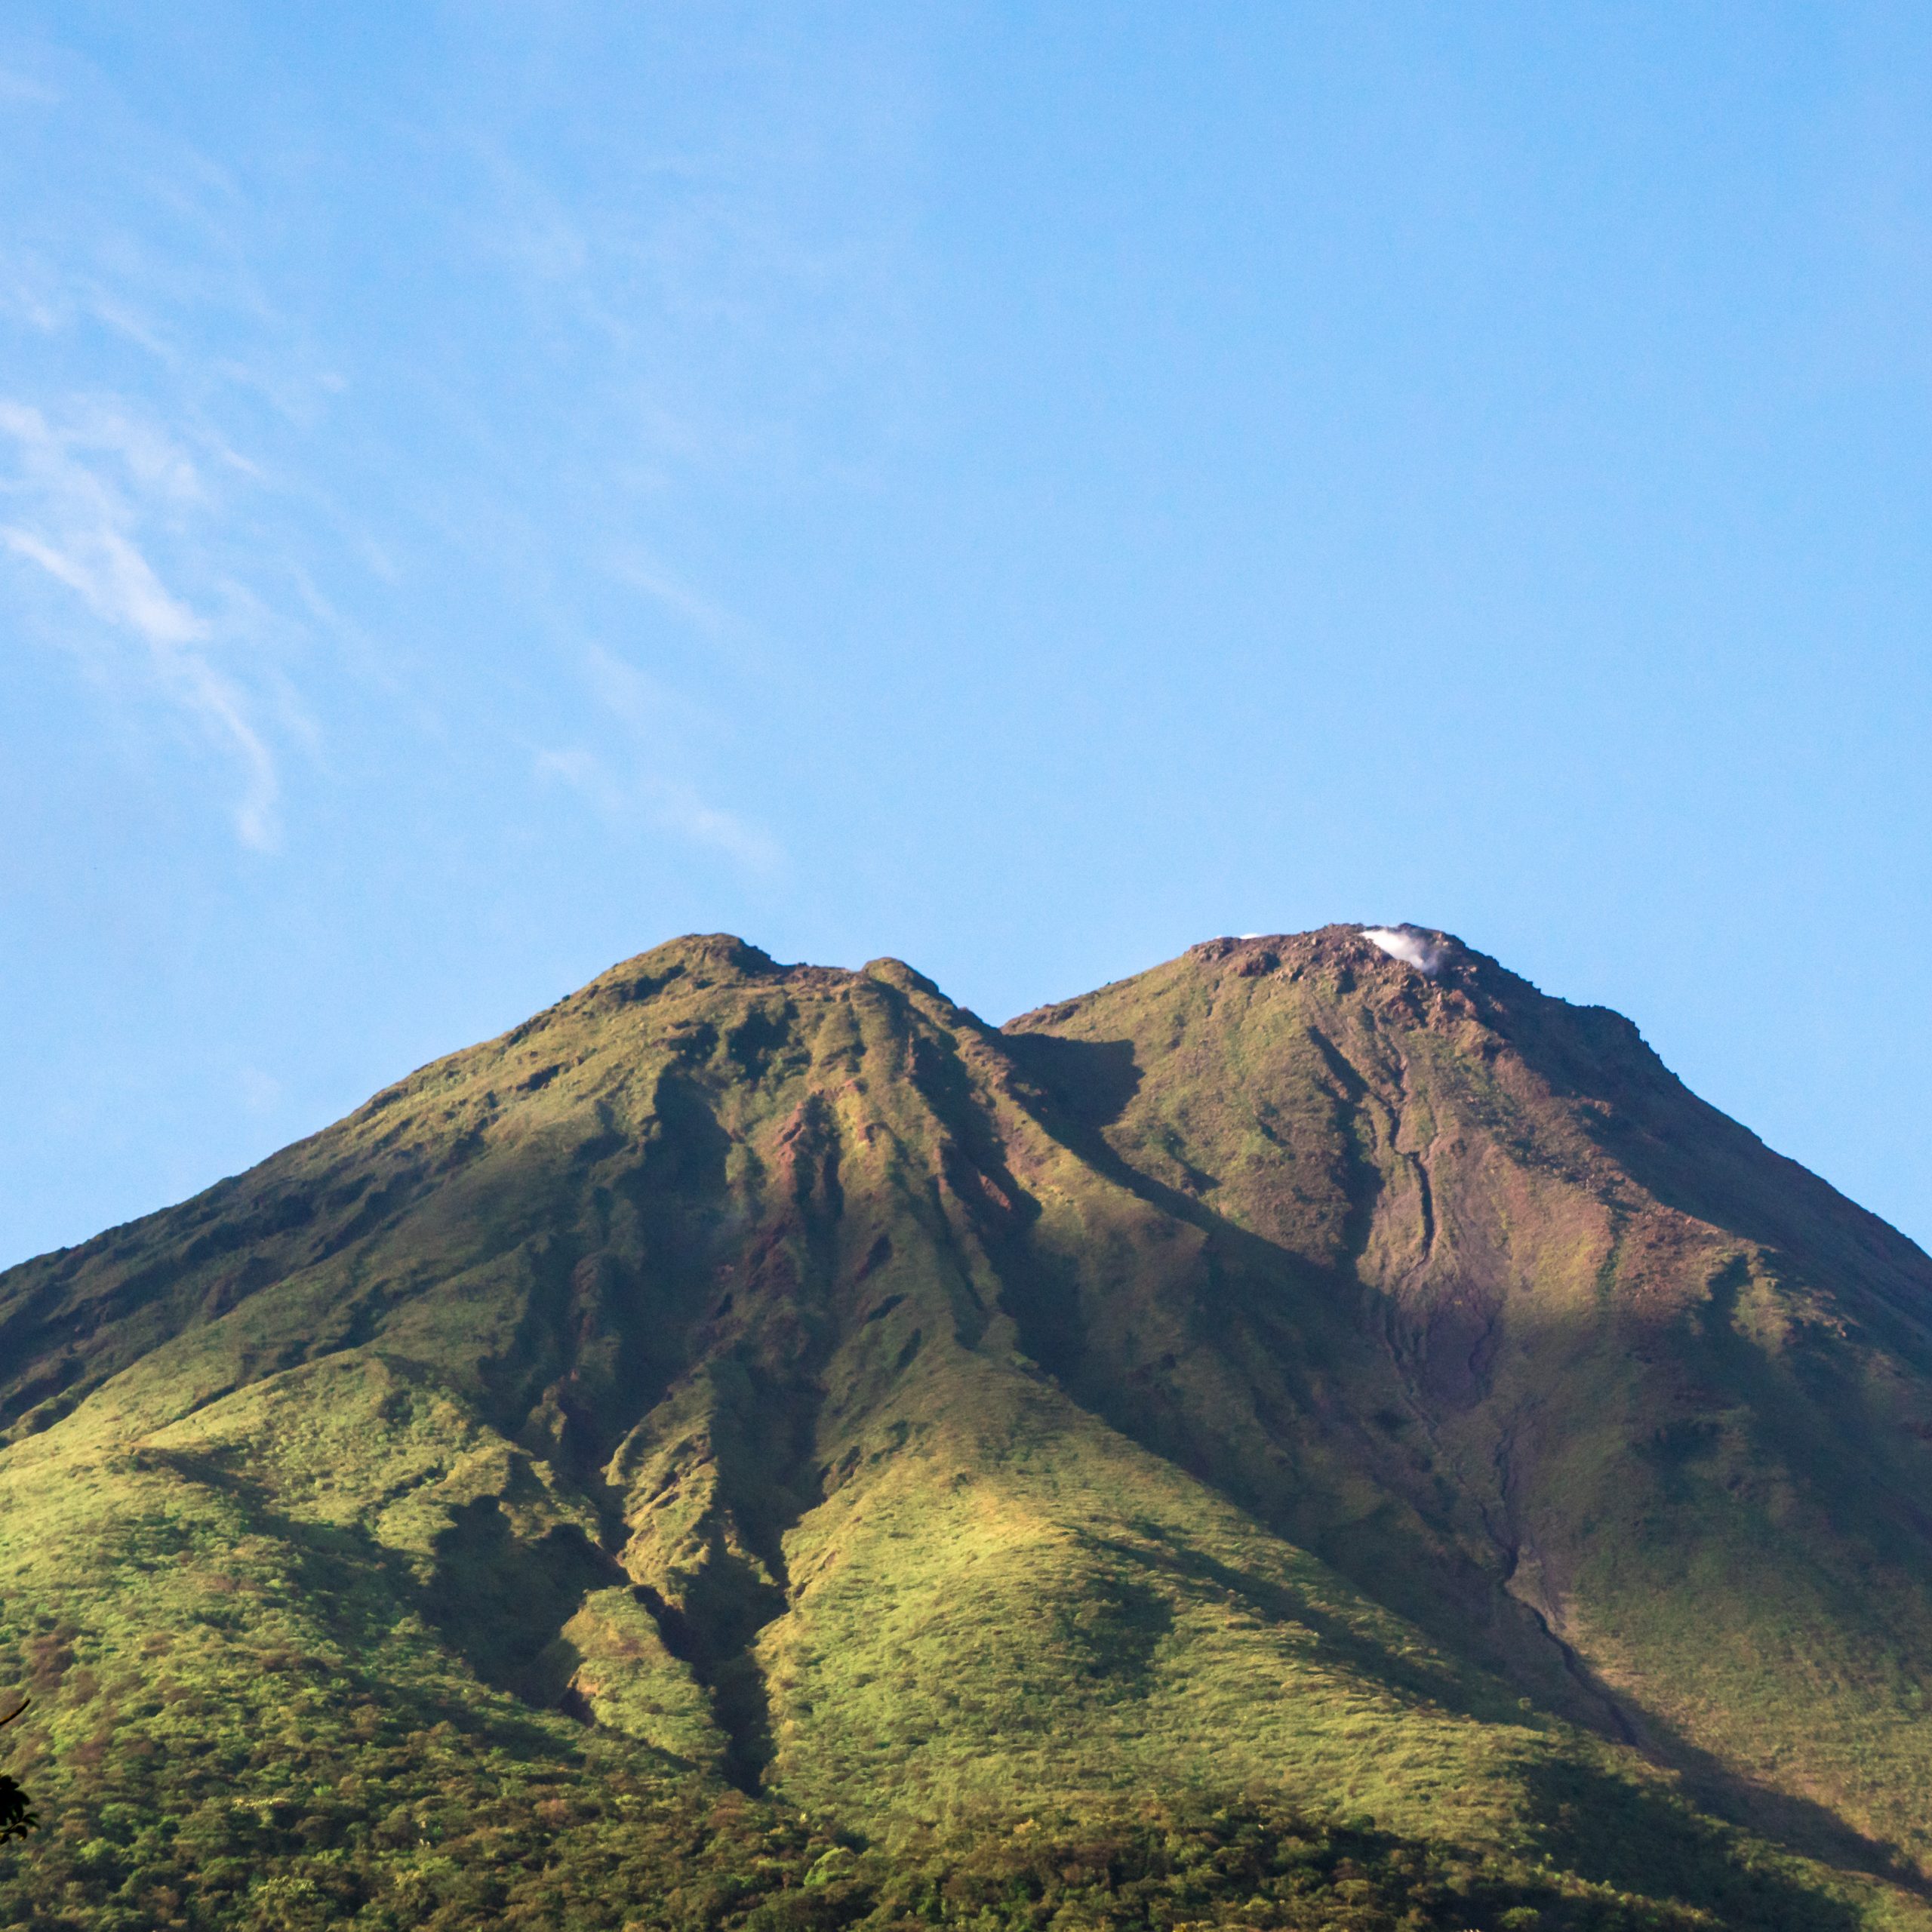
[1002,1032,1143,1130]
[145,1437,630,1723]
[1110,1504,1915,1920]
[993,1032,1932,1902]
[130,1444,606,1760]
[628,1378,827,1798]
[997,1032,1560,1675]
[1515,1751,1869,1932]
[421,1494,623,1703]
[1094,1523,1509,1727]
[1561,1666,1932,1903]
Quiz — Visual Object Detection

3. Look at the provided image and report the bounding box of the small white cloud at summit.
[1362,926,1449,976]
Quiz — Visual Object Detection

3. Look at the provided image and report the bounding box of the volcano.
[3,927,1930,1930]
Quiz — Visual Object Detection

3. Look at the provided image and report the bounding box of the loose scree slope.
[3,927,1931,1931]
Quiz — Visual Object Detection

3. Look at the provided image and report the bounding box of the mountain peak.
[1181,920,1468,977]
[580,930,783,998]
[860,955,943,998]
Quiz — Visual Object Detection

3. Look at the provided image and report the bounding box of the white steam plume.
[1362,926,1450,977]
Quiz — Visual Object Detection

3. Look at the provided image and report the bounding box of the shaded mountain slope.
[1000,930,1932,1874]
[2,928,1930,1931]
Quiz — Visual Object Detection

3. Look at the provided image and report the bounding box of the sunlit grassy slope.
[2,928,1930,1931]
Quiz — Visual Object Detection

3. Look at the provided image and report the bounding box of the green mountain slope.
[2,928,1929,1932]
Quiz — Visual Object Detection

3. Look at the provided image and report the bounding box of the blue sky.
[4,3,1930,1266]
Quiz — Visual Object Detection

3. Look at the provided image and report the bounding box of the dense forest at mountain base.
[4,928,1931,1930]
[0,1718,1886,1932]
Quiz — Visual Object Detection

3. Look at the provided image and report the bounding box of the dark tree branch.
[0,1696,35,1841]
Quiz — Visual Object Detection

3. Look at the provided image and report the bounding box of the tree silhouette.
[0,1699,34,1843]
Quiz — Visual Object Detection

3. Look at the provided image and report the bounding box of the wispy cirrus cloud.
[1,10,917,876]
[0,396,282,847]
[535,743,781,872]
[0,32,351,854]
[534,641,783,872]
[605,551,741,645]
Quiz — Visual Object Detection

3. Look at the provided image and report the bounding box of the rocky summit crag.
[4,926,1932,1932]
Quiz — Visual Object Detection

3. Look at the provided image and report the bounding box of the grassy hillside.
[2,929,1929,1930]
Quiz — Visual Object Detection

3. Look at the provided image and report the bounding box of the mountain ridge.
[3,924,1930,1931]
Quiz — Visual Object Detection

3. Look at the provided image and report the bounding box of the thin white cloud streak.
[534,743,781,872]
[4,523,198,642]
[580,640,712,737]
[605,553,740,643]
[0,397,281,848]
[0,42,355,852]
[567,641,782,869]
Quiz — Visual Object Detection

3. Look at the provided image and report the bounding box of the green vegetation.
[3,928,1930,1928]
[0,1731,1829,1932]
